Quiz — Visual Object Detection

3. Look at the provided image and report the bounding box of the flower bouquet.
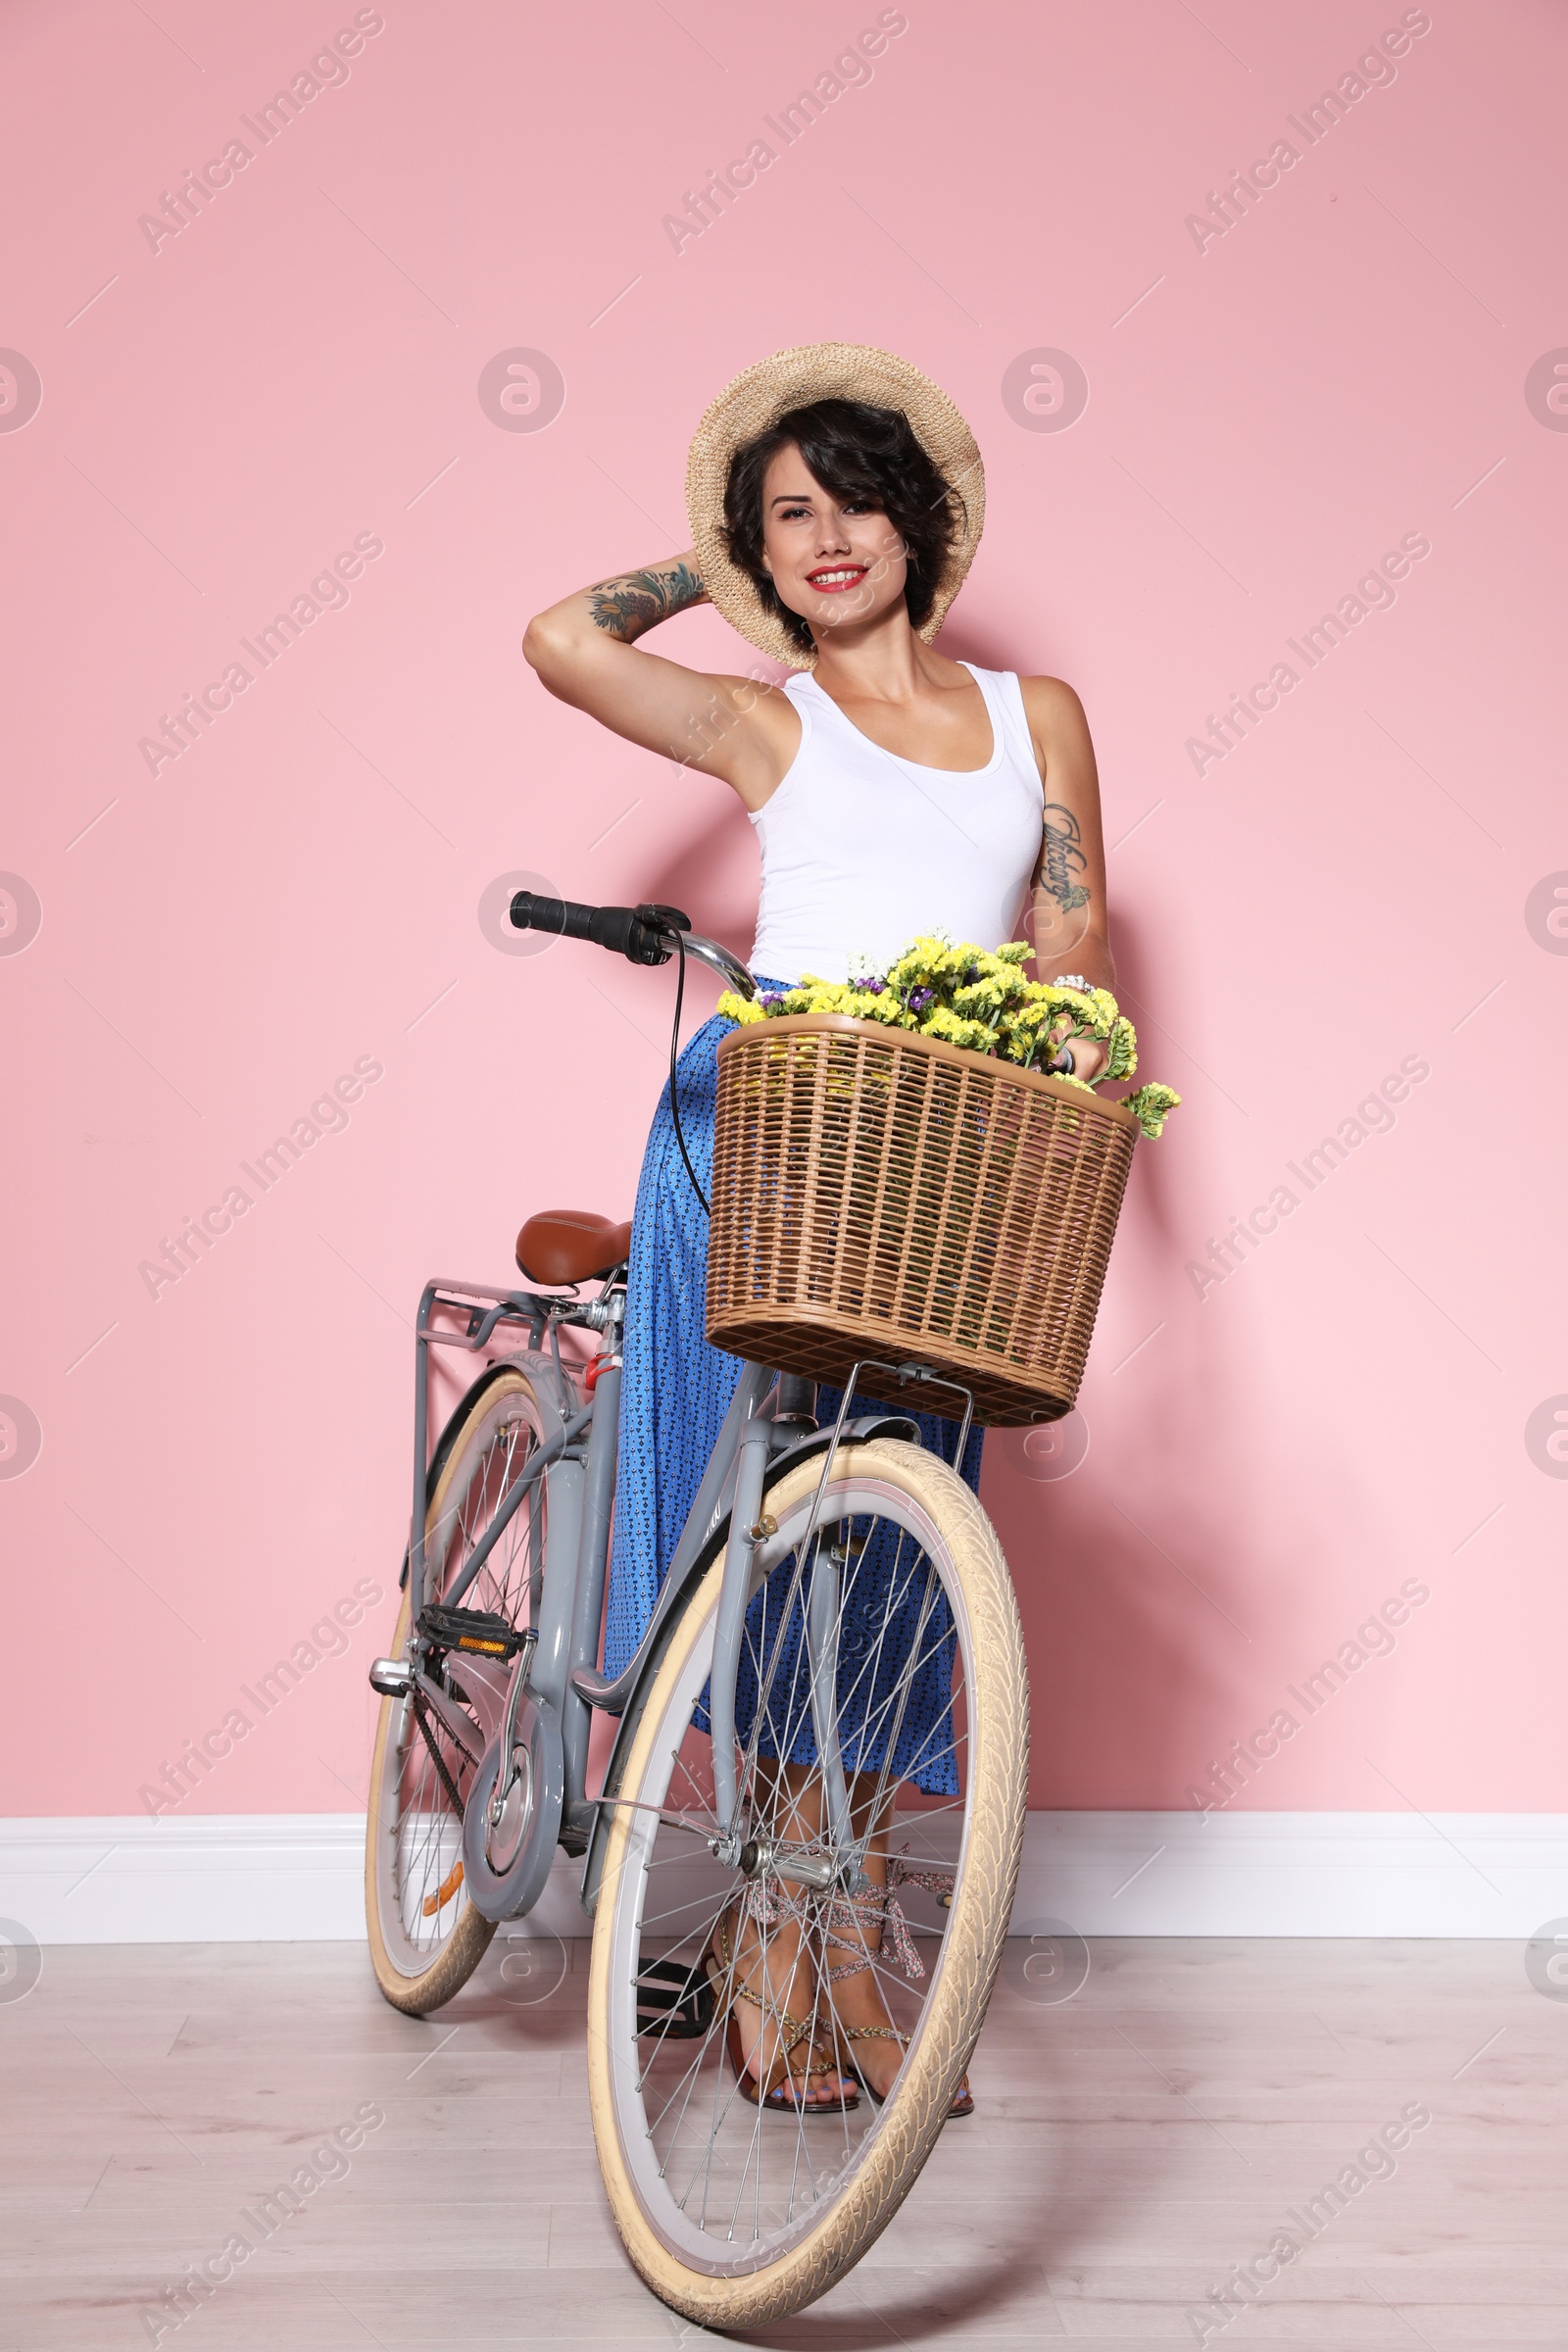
[717,934,1180,1142]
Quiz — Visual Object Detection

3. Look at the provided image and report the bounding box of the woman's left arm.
[1018,676,1116,1081]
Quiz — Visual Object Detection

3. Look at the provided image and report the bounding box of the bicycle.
[363,893,1029,2327]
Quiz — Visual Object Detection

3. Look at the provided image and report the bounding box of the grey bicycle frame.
[406,1282,771,1873]
[399,926,972,1924]
[404,927,760,1843]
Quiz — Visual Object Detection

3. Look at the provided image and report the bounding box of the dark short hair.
[720,398,962,655]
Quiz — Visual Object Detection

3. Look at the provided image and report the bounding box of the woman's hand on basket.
[1044,1013,1108,1085]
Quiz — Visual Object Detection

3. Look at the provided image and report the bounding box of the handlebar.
[509,891,757,999]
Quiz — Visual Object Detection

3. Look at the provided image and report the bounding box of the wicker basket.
[706,1014,1139,1428]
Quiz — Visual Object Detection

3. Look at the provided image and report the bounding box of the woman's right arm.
[522,550,793,809]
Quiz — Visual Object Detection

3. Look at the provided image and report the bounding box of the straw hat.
[685,341,985,670]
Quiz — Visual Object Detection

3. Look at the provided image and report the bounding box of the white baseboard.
[3,1811,1565,1946]
[1012,1810,1568,1937]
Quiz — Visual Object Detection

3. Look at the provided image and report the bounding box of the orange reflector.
[422,1858,465,1918]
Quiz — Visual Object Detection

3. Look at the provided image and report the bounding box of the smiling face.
[758,445,911,642]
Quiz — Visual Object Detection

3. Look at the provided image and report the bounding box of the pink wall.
[3,0,1564,1822]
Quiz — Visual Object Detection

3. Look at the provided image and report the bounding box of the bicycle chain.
[409,1683,468,1819]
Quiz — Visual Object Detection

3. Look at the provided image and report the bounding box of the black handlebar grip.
[508,892,674,967]
[509,892,588,939]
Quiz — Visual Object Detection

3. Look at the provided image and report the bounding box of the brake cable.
[667,928,710,1218]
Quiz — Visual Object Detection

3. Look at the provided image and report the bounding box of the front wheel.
[587,1437,1028,2327]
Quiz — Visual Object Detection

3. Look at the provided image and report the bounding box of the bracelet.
[1050,972,1094,992]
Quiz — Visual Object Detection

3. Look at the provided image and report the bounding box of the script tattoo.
[1038,801,1091,913]
[587,561,705,642]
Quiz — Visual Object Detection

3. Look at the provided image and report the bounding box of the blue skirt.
[603,995,985,1795]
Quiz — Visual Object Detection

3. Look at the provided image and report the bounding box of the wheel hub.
[485,1742,535,1871]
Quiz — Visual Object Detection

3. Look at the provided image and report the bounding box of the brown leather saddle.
[514,1208,632,1288]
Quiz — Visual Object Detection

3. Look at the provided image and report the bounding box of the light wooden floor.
[3,1936,1563,2346]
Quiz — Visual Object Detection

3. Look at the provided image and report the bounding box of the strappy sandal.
[704,1906,858,2116]
[832,2019,974,2119]
[823,1881,975,2121]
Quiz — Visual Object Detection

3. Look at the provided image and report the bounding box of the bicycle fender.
[575,1417,919,1918]
[568,1417,918,1718]
[398,1351,583,1591]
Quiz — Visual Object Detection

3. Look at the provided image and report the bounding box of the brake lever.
[635,903,692,934]
[628,903,756,999]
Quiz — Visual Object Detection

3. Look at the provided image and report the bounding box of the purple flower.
[907,986,936,1011]
[851,975,888,995]
[759,991,787,1009]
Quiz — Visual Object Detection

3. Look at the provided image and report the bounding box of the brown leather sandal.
[823,1886,975,2120]
[704,1910,858,2116]
[835,2020,975,2119]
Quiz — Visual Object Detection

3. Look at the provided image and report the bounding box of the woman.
[524,342,1115,2112]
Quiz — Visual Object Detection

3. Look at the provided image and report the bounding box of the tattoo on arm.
[1038,801,1091,913]
[586,561,706,643]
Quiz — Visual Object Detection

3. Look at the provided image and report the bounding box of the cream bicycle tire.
[587,1437,1028,2327]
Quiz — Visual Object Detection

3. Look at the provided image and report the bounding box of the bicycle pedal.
[417,1604,530,1662]
[635,1955,716,2041]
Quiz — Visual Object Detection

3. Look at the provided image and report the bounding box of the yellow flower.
[715,990,766,1025]
[720,933,1180,1136]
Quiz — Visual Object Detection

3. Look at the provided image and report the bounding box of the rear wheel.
[365,1360,561,2015]
[587,1436,1028,2326]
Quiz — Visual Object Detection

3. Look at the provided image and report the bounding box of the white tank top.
[748,662,1045,983]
